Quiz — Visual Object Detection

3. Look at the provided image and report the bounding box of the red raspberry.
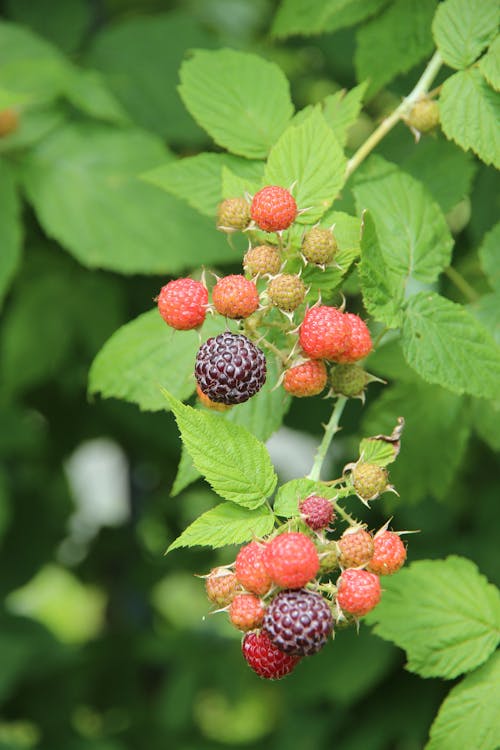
[336,569,381,616]
[264,532,319,589]
[205,567,241,607]
[299,306,349,361]
[283,360,327,398]
[337,529,374,568]
[243,245,281,277]
[229,594,265,631]
[217,197,251,232]
[299,495,334,530]
[267,274,305,312]
[235,541,272,596]
[196,384,232,412]
[157,278,208,330]
[212,275,259,319]
[337,313,372,363]
[368,531,407,576]
[250,186,297,232]
[242,630,301,679]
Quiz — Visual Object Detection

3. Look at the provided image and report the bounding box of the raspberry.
[243,245,281,277]
[235,541,272,596]
[217,197,250,232]
[299,495,334,530]
[336,568,381,616]
[317,541,339,574]
[302,228,337,265]
[157,278,208,330]
[267,274,306,312]
[337,528,374,568]
[405,97,440,133]
[263,589,333,656]
[368,531,407,576]
[283,360,328,398]
[205,567,241,607]
[212,275,259,319]
[352,463,388,501]
[195,333,266,405]
[229,594,265,631]
[330,364,368,398]
[242,631,301,680]
[299,306,349,361]
[196,384,232,412]
[250,186,297,233]
[264,532,319,589]
[0,108,19,137]
[337,314,372,363]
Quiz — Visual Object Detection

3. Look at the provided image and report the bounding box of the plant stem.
[444,266,480,303]
[345,50,443,178]
[307,396,348,481]
[331,499,359,527]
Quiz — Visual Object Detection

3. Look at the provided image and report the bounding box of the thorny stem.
[307,396,348,481]
[345,50,443,178]
[332,498,360,527]
[444,266,480,303]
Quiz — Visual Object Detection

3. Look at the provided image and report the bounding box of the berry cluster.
[156,185,376,407]
[204,500,407,680]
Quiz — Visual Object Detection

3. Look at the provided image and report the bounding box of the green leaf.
[432,0,499,70]
[86,12,214,144]
[0,104,64,153]
[479,36,500,92]
[271,0,389,39]
[366,556,500,678]
[4,0,91,54]
[363,381,470,502]
[167,502,275,552]
[274,479,338,518]
[354,158,453,289]
[89,310,224,412]
[358,211,403,328]
[359,419,404,467]
[0,160,22,308]
[479,222,500,291]
[426,651,500,750]
[265,107,346,225]
[355,0,436,96]
[221,165,264,201]
[472,396,500,452]
[401,292,500,399]
[163,390,278,509]
[63,68,130,124]
[323,82,368,147]
[178,48,293,158]
[20,125,232,274]
[469,293,500,344]
[143,153,263,218]
[440,69,500,169]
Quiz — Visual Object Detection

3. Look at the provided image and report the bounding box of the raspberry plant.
[1,0,499,747]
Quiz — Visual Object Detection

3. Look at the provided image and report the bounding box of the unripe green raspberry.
[302,228,337,265]
[405,98,440,133]
[268,274,306,312]
[330,364,368,397]
[317,541,339,574]
[217,197,250,232]
[352,463,388,501]
[243,244,281,277]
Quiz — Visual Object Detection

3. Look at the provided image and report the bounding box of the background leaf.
[479,36,500,91]
[0,160,22,308]
[271,0,389,38]
[478,221,500,291]
[323,82,368,147]
[432,0,499,70]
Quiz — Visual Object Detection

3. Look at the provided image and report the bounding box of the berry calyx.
[368,531,407,576]
[405,97,440,133]
[330,364,368,398]
[299,495,334,530]
[264,532,319,589]
[242,631,301,680]
[267,274,306,312]
[0,108,19,137]
[205,567,241,607]
[302,227,337,265]
[229,594,265,631]
[196,384,232,412]
[235,541,272,596]
[283,360,328,398]
[195,332,266,405]
[337,313,372,363]
[243,244,282,277]
[250,186,297,232]
[212,274,259,319]
[337,528,374,568]
[263,589,333,656]
[336,568,381,617]
[317,541,339,574]
[157,278,208,330]
[217,197,251,233]
[352,463,389,501]
[299,306,349,361]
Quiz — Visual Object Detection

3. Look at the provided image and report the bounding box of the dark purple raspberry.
[299,495,334,530]
[195,332,266,405]
[263,589,333,656]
